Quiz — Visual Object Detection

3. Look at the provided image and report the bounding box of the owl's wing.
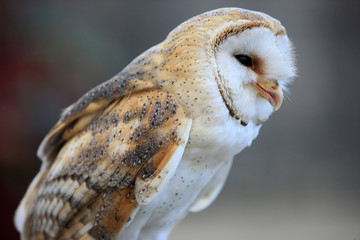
[15,76,157,233]
[17,87,192,239]
[189,158,232,212]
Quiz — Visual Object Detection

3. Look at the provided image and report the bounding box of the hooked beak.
[252,79,283,110]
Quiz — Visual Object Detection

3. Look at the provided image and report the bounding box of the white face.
[215,27,296,125]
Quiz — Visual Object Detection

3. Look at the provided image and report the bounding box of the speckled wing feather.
[19,88,192,240]
[15,76,157,233]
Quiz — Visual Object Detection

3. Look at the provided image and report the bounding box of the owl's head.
[211,9,296,125]
[167,8,296,126]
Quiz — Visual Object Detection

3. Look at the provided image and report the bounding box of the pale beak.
[252,79,283,110]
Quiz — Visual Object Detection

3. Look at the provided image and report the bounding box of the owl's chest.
[138,121,260,217]
[157,118,261,209]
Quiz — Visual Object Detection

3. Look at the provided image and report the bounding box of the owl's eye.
[235,54,253,67]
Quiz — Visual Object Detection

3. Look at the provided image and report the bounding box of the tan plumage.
[15,8,295,240]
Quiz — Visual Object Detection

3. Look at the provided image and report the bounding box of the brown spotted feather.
[23,90,190,239]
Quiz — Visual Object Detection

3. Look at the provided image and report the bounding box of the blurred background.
[1,0,359,239]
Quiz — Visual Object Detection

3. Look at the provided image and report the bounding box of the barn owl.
[15,7,295,240]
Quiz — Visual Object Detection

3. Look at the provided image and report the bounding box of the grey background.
[1,0,359,239]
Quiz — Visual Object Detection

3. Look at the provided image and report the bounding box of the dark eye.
[235,54,253,67]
